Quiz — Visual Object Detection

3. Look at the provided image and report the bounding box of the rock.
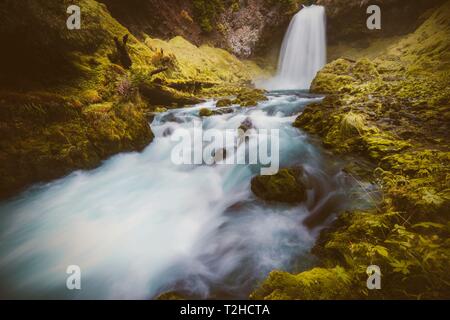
[250,266,354,300]
[139,82,202,107]
[310,58,379,94]
[162,127,174,137]
[156,291,186,300]
[316,0,444,45]
[199,108,213,117]
[233,88,268,107]
[251,168,306,203]
[238,117,254,132]
[154,106,168,113]
[212,148,227,162]
[216,98,233,108]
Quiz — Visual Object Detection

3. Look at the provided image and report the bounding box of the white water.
[0,94,374,299]
[262,5,327,90]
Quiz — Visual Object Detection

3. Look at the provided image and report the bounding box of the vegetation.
[192,0,225,33]
[254,1,450,299]
[0,0,266,198]
[251,168,306,203]
[0,0,448,301]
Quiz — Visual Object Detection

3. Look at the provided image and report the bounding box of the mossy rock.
[310,58,380,94]
[250,266,354,300]
[233,88,268,107]
[154,106,168,113]
[139,82,202,107]
[156,291,186,300]
[199,108,214,117]
[0,92,153,199]
[216,98,233,108]
[251,168,306,203]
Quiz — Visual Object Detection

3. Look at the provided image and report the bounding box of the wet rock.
[199,108,213,117]
[303,191,345,229]
[216,98,233,108]
[212,148,227,162]
[251,168,306,203]
[233,88,268,107]
[162,127,174,137]
[238,117,254,132]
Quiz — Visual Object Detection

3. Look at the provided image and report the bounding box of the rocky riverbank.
[252,1,450,299]
[0,0,268,198]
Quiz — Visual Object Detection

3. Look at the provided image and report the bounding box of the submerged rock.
[238,117,254,132]
[251,168,306,203]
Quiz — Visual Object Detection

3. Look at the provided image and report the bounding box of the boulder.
[251,168,306,203]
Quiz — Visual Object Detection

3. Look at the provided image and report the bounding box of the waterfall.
[262,5,326,91]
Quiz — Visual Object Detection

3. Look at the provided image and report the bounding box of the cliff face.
[213,0,300,58]
[317,0,446,44]
[97,0,204,44]
[98,0,302,59]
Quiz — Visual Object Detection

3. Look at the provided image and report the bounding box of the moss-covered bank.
[253,1,450,299]
[0,0,268,198]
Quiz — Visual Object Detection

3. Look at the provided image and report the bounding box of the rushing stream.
[0,92,375,299]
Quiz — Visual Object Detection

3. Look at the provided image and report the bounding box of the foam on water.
[0,94,371,299]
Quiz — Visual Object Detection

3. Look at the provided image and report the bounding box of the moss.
[0,92,153,199]
[271,2,450,299]
[199,108,213,117]
[154,107,168,113]
[139,81,202,107]
[144,36,266,86]
[192,0,224,33]
[310,58,380,94]
[156,291,187,300]
[251,168,306,203]
[216,98,233,107]
[233,88,268,107]
[250,266,355,300]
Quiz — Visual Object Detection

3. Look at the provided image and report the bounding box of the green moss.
[216,98,233,108]
[199,108,214,117]
[0,91,153,199]
[251,266,354,300]
[276,1,450,299]
[233,88,268,107]
[144,36,266,87]
[156,291,187,300]
[251,168,306,203]
[192,0,224,33]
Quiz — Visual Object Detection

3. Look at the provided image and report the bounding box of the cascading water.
[0,6,371,299]
[0,93,376,299]
[262,5,327,90]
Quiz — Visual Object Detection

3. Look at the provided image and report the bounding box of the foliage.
[256,1,450,300]
[192,0,225,33]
